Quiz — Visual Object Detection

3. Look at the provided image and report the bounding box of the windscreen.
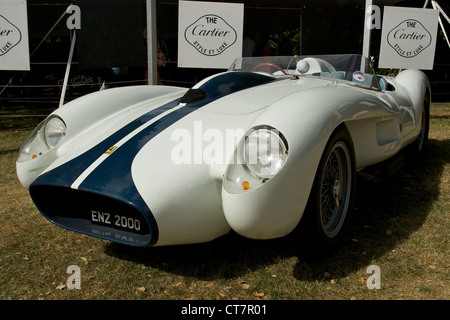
[229,54,381,90]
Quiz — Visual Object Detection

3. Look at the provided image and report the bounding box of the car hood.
[195,73,331,115]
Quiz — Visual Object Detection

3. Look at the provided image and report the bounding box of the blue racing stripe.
[31,100,180,188]
[29,72,276,246]
[76,72,276,198]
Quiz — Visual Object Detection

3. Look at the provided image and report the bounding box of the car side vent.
[180,88,208,103]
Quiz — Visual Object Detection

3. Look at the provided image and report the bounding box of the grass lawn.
[0,103,448,302]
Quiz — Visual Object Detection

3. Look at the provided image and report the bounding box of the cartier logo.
[387,19,432,58]
[184,14,237,56]
[0,15,22,56]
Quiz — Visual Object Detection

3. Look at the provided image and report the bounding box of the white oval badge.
[387,19,432,58]
[184,14,237,57]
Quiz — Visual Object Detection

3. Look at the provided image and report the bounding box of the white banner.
[178,1,243,69]
[0,0,30,70]
[379,6,439,70]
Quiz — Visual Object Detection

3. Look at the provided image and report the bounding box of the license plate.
[90,209,144,234]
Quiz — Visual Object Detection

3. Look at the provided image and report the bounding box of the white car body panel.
[16,55,431,247]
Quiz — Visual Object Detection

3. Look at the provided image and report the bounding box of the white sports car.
[16,54,431,248]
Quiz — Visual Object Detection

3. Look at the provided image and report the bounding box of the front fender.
[55,85,187,142]
[16,86,187,189]
[221,86,356,239]
[221,84,393,239]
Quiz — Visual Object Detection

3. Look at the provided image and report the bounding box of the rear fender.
[394,69,431,115]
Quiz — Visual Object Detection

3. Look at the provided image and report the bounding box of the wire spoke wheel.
[300,126,356,250]
[416,95,430,153]
[407,92,429,156]
[417,107,427,151]
[319,141,352,239]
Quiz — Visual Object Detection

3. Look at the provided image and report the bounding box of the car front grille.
[29,185,155,246]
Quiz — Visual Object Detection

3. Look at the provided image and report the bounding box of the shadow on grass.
[105,139,449,281]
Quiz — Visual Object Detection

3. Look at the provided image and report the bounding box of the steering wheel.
[251,63,288,75]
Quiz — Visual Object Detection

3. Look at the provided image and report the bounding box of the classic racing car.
[16,54,431,248]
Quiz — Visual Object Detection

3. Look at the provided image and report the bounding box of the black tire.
[301,125,356,251]
[413,92,430,154]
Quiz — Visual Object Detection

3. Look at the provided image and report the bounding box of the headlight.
[44,116,67,148]
[17,115,67,163]
[223,126,288,194]
[244,127,288,179]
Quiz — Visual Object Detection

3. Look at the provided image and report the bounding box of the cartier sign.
[379,6,439,70]
[387,19,432,58]
[185,14,237,57]
[0,16,21,56]
[178,1,243,69]
[0,0,30,71]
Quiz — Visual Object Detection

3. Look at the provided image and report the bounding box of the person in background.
[143,27,166,85]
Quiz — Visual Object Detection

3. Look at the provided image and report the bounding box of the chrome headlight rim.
[17,115,67,163]
[243,125,289,180]
[44,115,67,148]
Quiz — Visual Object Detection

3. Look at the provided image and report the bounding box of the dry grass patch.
[0,103,448,301]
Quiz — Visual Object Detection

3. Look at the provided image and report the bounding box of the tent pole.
[59,30,76,108]
[362,0,373,60]
[146,0,157,85]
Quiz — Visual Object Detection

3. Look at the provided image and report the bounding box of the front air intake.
[29,185,154,246]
